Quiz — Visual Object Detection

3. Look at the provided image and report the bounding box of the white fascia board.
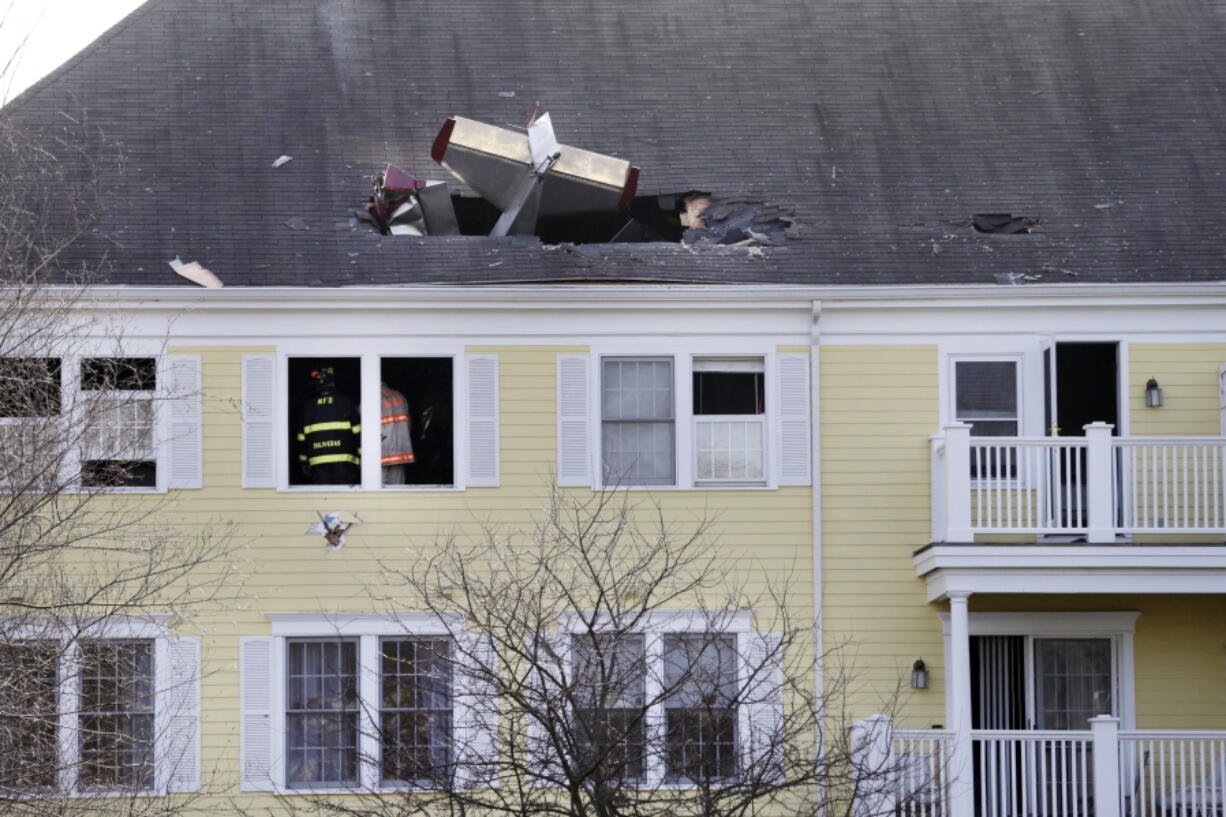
[39,279,1226,310]
[923,567,1226,602]
[914,545,1226,577]
[935,610,1140,637]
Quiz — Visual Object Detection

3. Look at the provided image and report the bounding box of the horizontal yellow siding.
[1129,343,1226,436]
[141,344,815,801]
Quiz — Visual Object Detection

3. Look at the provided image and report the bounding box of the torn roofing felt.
[5,0,1226,286]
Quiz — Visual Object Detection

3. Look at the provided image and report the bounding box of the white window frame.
[0,615,181,796]
[938,611,1138,730]
[691,358,768,486]
[0,354,184,494]
[947,354,1024,438]
[276,349,467,492]
[556,610,755,788]
[263,612,471,794]
[591,350,778,491]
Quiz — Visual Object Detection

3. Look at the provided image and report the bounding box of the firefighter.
[297,367,361,485]
[380,381,414,485]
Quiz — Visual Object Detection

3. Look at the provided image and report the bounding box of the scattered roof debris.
[973,213,1041,234]
[271,154,292,168]
[285,216,310,231]
[362,164,459,236]
[1094,200,1124,209]
[994,266,1078,285]
[168,256,223,288]
[683,198,796,246]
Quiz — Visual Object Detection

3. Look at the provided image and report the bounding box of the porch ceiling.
[913,544,1226,601]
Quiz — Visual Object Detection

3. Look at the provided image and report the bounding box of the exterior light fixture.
[1145,378,1164,408]
[911,659,929,690]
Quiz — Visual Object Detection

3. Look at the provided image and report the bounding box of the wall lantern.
[1145,377,1164,408]
[911,659,929,690]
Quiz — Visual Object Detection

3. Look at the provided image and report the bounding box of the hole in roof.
[973,214,1041,234]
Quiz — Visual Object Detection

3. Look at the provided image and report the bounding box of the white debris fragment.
[272,154,293,168]
[169,256,223,288]
[305,511,360,549]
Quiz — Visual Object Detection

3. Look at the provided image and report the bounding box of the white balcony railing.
[932,424,1226,542]
[857,717,1226,817]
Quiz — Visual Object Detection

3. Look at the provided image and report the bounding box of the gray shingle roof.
[6,0,1226,287]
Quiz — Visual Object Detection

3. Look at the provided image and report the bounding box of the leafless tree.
[0,40,235,814]
[273,487,908,817]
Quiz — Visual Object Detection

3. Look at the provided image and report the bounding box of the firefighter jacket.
[380,383,415,465]
[297,391,361,468]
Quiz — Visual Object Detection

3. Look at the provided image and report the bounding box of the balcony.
[931,423,1226,543]
[855,717,1226,817]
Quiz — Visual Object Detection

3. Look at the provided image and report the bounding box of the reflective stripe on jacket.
[380,385,414,465]
[297,392,361,468]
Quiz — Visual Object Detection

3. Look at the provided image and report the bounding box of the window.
[602,357,675,486]
[559,619,776,788]
[572,634,646,782]
[79,640,156,789]
[0,623,199,795]
[286,639,360,787]
[0,643,59,790]
[596,354,778,488]
[952,359,1020,437]
[380,637,453,785]
[284,356,458,489]
[80,357,158,488]
[249,618,478,793]
[1033,638,1113,730]
[693,359,765,484]
[662,634,737,782]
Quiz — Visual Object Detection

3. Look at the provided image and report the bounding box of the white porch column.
[943,424,973,542]
[1084,422,1115,542]
[947,591,974,817]
[1090,715,1121,817]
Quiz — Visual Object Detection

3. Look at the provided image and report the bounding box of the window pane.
[573,634,646,781]
[693,371,764,416]
[286,639,359,786]
[694,420,764,481]
[0,643,58,789]
[955,361,1018,420]
[602,359,673,421]
[0,358,61,417]
[288,357,363,488]
[80,358,156,392]
[663,634,737,782]
[1034,639,1112,730]
[379,638,452,785]
[379,358,455,487]
[602,421,675,485]
[79,641,155,790]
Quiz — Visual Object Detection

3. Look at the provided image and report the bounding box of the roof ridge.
[1,0,163,113]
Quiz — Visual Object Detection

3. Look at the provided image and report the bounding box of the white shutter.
[776,354,812,486]
[242,355,276,488]
[165,355,203,490]
[557,354,591,486]
[527,632,569,784]
[240,637,276,791]
[164,637,201,792]
[739,631,784,781]
[466,355,500,487]
[456,633,499,788]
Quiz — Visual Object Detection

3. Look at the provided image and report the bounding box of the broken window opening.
[973,214,1041,234]
[380,358,453,487]
[288,358,362,487]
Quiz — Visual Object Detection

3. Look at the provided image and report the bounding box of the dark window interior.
[81,357,156,391]
[381,358,453,487]
[288,357,361,486]
[0,358,60,417]
[693,372,764,415]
